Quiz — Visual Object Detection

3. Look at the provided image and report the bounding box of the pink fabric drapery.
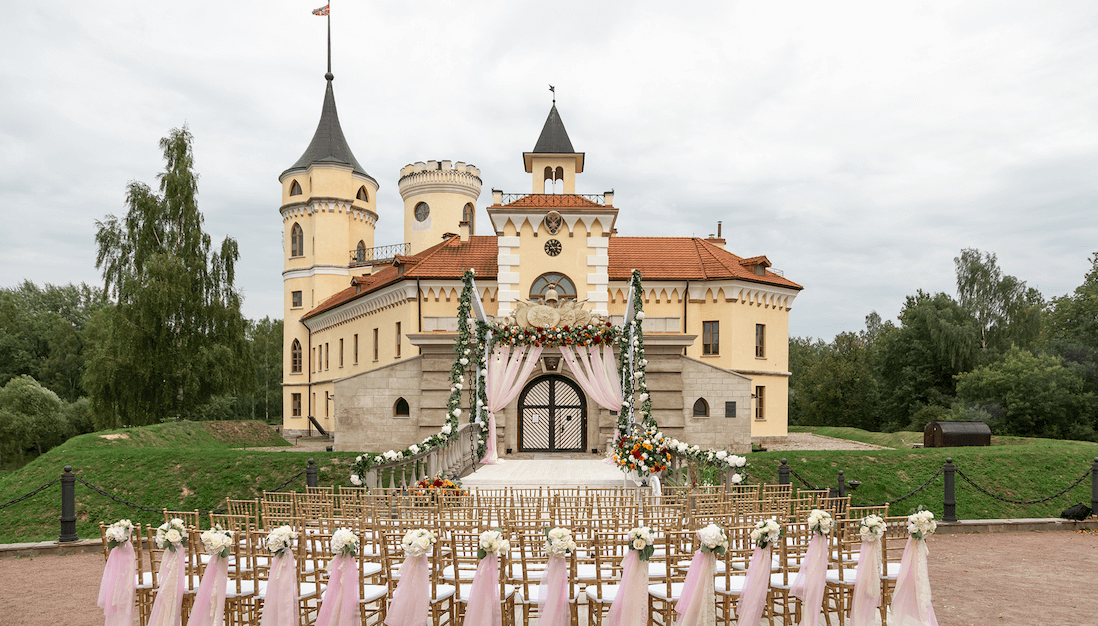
[607,550,649,626]
[850,539,882,626]
[482,345,544,464]
[148,547,186,626]
[559,345,622,411]
[736,546,771,626]
[315,553,361,626]
[385,553,430,626]
[260,552,300,626]
[537,555,570,626]
[188,553,228,626]
[463,553,503,626]
[790,533,829,626]
[889,538,939,626]
[97,541,136,626]
[674,547,716,626]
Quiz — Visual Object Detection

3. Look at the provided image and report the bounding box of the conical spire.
[532,104,576,153]
[282,76,374,183]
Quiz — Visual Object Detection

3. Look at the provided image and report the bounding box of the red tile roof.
[499,194,603,208]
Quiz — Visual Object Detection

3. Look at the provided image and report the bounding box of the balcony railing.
[350,242,411,267]
[499,192,606,205]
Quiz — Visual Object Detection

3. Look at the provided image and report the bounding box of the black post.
[58,465,78,543]
[778,458,790,485]
[838,470,846,498]
[306,458,318,488]
[1091,457,1098,516]
[943,457,957,522]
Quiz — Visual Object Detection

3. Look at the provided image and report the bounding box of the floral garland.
[485,319,618,347]
[618,269,653,437]
[665,437,751,484]
[412,474,467,498]
[612,423,669,474]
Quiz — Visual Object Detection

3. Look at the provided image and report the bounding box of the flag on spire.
[312,4,329,16]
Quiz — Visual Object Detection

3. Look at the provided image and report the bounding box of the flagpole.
[327,10,332,75]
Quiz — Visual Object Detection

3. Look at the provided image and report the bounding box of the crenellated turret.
[398,159,482,255]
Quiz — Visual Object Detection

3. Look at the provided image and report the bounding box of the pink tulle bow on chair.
[98,541,137,626]
[674,546,716,626]
[147,547,187,626]
[385,553,430,626]
[315,553,361,626]
[260,551,300,626]
[607,550,649,626]
[537,554,570,626]
[188,553,228,626]
[736,545,771,626]
[464,553,502,626]
[790,532,829,626]
[890,538,939,626]
[850,538,882,626]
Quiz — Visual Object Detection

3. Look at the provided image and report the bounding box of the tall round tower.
[398,160,482,255]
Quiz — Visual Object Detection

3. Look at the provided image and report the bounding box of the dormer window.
[754,264,766,276]
[357,186,369,202]
[289,180,302,196]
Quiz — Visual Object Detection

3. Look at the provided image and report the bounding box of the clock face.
[544,239,562,257]
[414,202,430,222]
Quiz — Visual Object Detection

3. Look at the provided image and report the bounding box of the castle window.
[394,397,410,417]
[339,338,344,367]
[357,186,369,202]
[291,291,302,308]
[355,240,366,263]
[755,324,766,358]
[755,386,766,420]
[291,393,301,417]
[702,321,719,355]
[530,272,577,303]
[462,202,475,230]
[414,202,430,222]
[289,180,302,196]
[395,322,402,358]
[290,223,303,257]
[693,398,709,417]
[291,339,302,373]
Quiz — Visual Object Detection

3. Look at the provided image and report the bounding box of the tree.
[84,126,253,428]
[1046,252,1098,393]
[0,376,68,459]
[793,331,882,430]
[954,248,1044,355]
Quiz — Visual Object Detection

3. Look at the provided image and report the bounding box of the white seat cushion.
[882,562,902,579]
[647,582,685,601]
[507,564,546,580]
[457,583,515,602]
[714,575,749,595]
[575,564,613,581]
[585,584,621,603]
[516,587,580,604]
[433,584,457,602]
[646,562,669,578]
[769,572,793,589]
[361,562,382,577]
[256,580,324,601]
[360,584,388,603]
[825,568,859,585]
[441,564,479,581]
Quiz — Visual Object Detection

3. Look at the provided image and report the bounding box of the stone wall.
[676,356,753,453]
[334,356,426,451]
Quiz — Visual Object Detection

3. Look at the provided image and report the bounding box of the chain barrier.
[856,468,944,509]
[0,479,59,510]
[264,470,306,494]
[76,478,164,513]
[956,467,1092,505]
[787,467,820,490]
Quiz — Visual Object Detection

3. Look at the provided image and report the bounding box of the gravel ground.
[765,432,894,452]
[3,530,1094,625]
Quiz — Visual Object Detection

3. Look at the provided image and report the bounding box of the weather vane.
[549,84,555,105]
[312,3,332,78]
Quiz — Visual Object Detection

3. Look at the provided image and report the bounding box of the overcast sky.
[3,1,1096,340]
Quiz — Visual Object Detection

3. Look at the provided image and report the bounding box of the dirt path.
[1,530,1094,625]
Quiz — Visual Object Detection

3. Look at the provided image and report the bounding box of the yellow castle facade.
[280,76,802,454]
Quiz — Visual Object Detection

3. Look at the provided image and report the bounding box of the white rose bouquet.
[155,518,188,552]
[105,519,133,549]
[697,523,729,555]
[544,527,577,558]
[478,529,510,560]
[907,508,937,540]
[750,519,783,549]
[806,509,834,536]
[401,528,437,558]
[200,527,234,558]
[627,526,656,561]
[858,515,886,542]
[265,525,297,556]
[331,528,359,557]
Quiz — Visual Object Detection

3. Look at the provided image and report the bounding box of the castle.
[280,73,802,454]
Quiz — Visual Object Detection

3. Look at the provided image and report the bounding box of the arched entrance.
[518,375,587,452]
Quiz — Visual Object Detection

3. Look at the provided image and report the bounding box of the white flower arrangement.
[750,519,783,549]
[859,515,886,542]
[401,528,438,558]
[200,527,234,558]
[265,525,297,556]
[543,527,577,558]
[627,526,657,561]
[331,528,359,557]
[697,523,729,555]
[477,529,510,560]
[105,519,133,549]
[907,508,937,540]
[155,518,188,553]
[350,474,363,486]
[807,509,834,536]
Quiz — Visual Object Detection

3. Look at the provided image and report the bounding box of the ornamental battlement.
[397,160,483,199]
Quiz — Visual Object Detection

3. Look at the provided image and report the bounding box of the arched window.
[693,398,709,417]
[291,339,302,373]
[530,272,577,303]
[356,186,369,202]
[290,223,303,257]
[394,397,410,417]
[289,180,302,196]
[356,240,366,263]
[462,202,475,230]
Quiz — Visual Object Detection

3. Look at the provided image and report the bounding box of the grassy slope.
[0,421,362,544]
[769,427,1097,521]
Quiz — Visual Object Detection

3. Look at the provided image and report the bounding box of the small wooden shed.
[923,420,992,448]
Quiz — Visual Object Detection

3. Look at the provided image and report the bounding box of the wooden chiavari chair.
[447,528,516,626]
[761,483,793,518]
[879,515,910,626]
[823,517,863,626]
[819,495,852,520]
[512,524,574,626]
[162,508,203,530]
[376,521,456,625]
[727,483,761,505]
[714,523,755,626]
[260,492,296,529]
[797,489,831,507]
[769,520,814,626]
[225,499,261,529]
[646,529,691,626]
[187,526,259,626]
[584,529,629,626]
